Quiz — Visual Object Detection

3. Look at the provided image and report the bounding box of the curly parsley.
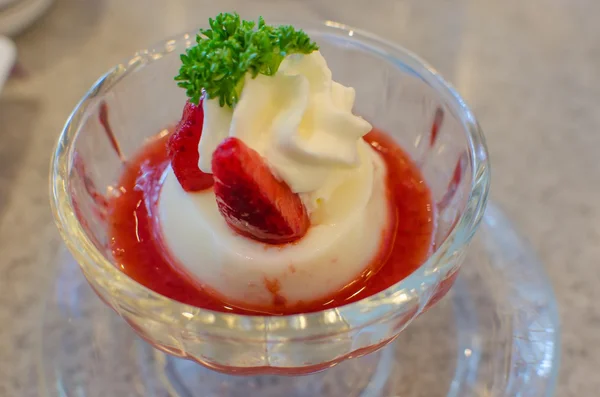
[174,13,319,107]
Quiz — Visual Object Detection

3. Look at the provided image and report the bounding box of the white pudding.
[158,141,390,309]
[159,50,392,310]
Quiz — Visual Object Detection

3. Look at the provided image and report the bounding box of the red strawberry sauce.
[108,128,436,315]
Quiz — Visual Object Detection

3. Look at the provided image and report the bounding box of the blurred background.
[0,0,598,396]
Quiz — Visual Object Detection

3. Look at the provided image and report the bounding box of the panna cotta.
[158,48,392,309]
[107,13,435,315]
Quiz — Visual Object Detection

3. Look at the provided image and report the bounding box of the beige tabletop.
[1,0,598,395]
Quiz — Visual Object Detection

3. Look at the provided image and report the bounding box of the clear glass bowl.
[50,20,489,375]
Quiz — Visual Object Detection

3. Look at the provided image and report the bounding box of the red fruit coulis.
[108,128,436,315]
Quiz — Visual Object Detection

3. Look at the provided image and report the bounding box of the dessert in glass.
[51,13,489,377]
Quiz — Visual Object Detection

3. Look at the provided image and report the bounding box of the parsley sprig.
[175,13,319,107]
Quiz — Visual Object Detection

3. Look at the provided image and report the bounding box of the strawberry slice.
[212,137,310,244]
[167,99,214,191]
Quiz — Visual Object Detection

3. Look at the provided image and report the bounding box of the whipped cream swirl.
[198,51,373,220]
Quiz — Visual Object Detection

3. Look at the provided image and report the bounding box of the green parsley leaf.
[174,13,319,107]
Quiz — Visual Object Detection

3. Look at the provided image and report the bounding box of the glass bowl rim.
[50,19,490,337]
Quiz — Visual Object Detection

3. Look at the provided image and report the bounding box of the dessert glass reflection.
[50,19,489,375]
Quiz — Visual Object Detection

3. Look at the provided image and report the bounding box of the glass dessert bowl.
[50,17,489,376]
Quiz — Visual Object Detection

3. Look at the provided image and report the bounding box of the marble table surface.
[0,0,598,395]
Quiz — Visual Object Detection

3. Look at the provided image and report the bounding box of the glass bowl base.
[153,341,393,397]
[37,203,560,397]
